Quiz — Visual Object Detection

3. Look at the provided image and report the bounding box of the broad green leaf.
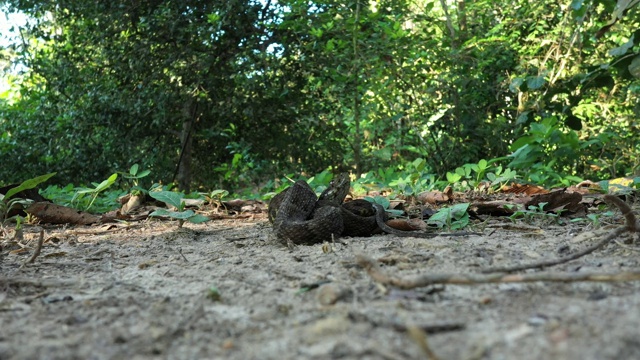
[449,203,470,219]
[526,76,546,90]
[209,189,228,198]
[509,77,524,93]
[187,214,210,223]
[412,158,426,172]
[608,35,635,56]
[136,169,151,178]
[149,209,195,219]
[4,172,57,201]
[94,173,118,192]
[149,191,184,209]
[130,164,139,175]
[570,0,583,10]
[446,172,462,183]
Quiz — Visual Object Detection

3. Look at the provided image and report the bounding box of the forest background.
[0,0,639,196]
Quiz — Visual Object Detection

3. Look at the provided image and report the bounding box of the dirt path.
[2,217,640,360]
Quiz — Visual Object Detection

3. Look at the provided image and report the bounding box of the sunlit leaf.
[3,173,57,201]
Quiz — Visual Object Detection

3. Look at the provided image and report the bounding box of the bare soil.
[2,214,640,360]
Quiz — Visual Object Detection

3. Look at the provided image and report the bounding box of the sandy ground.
[1,213,640,360]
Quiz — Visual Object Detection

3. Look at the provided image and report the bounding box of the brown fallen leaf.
[501,182,548,195]
[416,190,450,205]
[26,202,100,225]
[386,218,427,231]
[525,191,585,216]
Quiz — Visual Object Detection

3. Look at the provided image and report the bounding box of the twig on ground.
[407,324,441,360]
[614,239,640,252]
[604,194,640,234]
[22,229,45,267]
[481,194,640,273]
[355,254,640,290]
[480,227,626,273]
[178,247,189,262]
[0,277,77,287]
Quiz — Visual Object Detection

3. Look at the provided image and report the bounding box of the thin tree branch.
[481,194,639,273]
[22,229,45,266]
[356,254,640,290]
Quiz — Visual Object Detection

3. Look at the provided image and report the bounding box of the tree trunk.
[176,101,195,192]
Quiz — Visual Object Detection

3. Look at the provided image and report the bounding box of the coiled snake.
[268,173,472,245]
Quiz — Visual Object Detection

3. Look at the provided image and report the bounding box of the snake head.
[318,173,350,203]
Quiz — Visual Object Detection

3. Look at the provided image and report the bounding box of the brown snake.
[269,174,478,245]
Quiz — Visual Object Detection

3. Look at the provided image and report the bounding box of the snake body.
[269,174,478,245]
[269,174,380,244]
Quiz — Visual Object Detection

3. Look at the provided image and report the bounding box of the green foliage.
[73,173,119,212]
[0,0,639,190]
[446,159,518,191]
[386,158,439,196]
[0,172,56,226]
[201,189,229,208]
[119,164,151,195]
[2,173,56,201]
[507,116,587,187]
[148,191,210,227]
[427,203,471,230]
[207,286,222,302]
[570,210,614,228]
[363,195,403,217]
[508,202,563,224]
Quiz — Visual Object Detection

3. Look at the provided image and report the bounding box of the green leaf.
[148,208,171,217]
[477,159,488,171]
[130,164,139,176]
[609,35,635,56]
[570,0,583,10]
[449,203,470,219]
[4,172,57,201]
[149,209,195,219]
[526,75,546,90]
[94,173,118,192]
[446,172,462,183]
[187,214,210,223]
[412,158,426,172]
[509,77,524,93]
[208,189,228,198]
[149,191,185,209]
[369,195,390,209]
[136,169,151,178]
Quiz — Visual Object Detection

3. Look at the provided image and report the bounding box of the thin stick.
[23,229,45,266]
[407,324,441,360]
[0,277,77,287]
[355,254,640,290]
[480,195,639,273]
[178,247,189,262]
[603,194,640,233]
[480,227,626,273]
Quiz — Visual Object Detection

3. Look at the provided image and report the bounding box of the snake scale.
[268,173,474,245]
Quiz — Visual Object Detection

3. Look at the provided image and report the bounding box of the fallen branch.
[407,324,441,360]
[480,227,626,273]
[355,254,640,290]
[481,194,639,273]
[0,277,78,287]
[22,229,45,266]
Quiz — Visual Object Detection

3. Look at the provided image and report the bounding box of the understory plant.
[149,190,210,227]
